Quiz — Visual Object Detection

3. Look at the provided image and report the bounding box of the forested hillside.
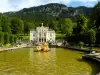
[3,3,92,22]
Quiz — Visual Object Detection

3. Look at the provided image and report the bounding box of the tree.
[9,35,14,44]
[72,22,77,34]
[10,17,24,34]
[61,18,73,36]
[1,16,11,33]
[4,33,9,44]
[48,20,58,31]
[14,35,17,43]
[90,2,100,30]
[76,14,88,34]
[0,32,4,45]
[79,41,84,49]
[88,29,96,43]
[0,14,2,32]
[24,22,34,35]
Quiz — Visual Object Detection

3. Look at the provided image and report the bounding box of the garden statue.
[35,42,49,52]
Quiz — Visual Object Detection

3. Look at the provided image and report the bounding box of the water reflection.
[0,48,99,75]
[29,48,34,69]
[29,48,57,75]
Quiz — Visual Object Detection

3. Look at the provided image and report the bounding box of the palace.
[30,23,55,43]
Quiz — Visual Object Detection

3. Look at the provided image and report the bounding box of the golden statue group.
[35,42,49,52]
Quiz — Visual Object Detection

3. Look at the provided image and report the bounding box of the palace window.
[33,34,35,36]
[39,39,41,42]
[39,33,41,37]
[44,33,46,37]
[50,34,52,37]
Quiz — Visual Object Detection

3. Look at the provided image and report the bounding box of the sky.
[0,0,99,12]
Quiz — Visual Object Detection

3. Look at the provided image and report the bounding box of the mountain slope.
[3,3,92,22]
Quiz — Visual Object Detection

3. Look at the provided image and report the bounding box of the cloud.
[0,0,98,12]
[0,0,11,12]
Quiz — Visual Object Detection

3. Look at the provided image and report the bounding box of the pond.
[0,48,99,75]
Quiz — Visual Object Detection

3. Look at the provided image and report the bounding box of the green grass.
[21,35,30,40]
[56,33,65,39]
[56,33,65,37]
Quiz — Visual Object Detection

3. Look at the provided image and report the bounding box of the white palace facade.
[30,23,55,43]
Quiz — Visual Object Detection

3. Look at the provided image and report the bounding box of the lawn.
[20,35,30,40]
[56,33,65,39]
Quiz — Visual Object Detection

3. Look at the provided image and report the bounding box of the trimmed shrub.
[0,32,4,45]
[9,34,14,44]
[4,33,9,44]
[79,41,84,48]
[14,35,17,43]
